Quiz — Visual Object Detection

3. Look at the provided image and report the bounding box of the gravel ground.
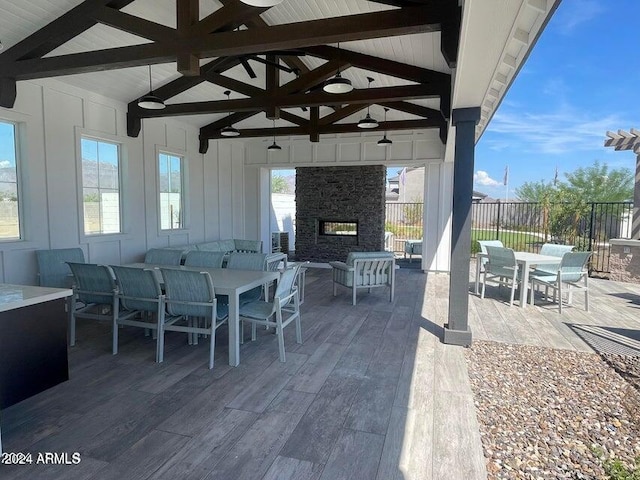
[465,341,640,479]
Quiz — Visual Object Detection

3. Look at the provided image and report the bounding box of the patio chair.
[477,240,504,269]
[532,243,574,275]
[225,252,268,305]
[330,252,395,305]
[37,247,85,288]
[144,248,183,266]
[160,268,229,369]
[238,264,302,362]
[183,250,225,268]
[110,266,165,361]
[67,262,118,348]
[481,246,521,306]
[264,252,288,300]
[529,251,591,313]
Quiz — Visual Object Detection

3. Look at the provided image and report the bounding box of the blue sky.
[474,0,640,199]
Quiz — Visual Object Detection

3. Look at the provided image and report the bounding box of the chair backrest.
[485,246,517,276]
[67,262,116,305]
[183,250,225,268]
[345,251,394,266]
[111,265,163,312]
[226,252,267,271]
[274,264,301,308]
[161,268,216,318]
[539,243,574,257]
[478,240,504,266]
[558,251,592,282]
[265,252,287,272]
[37,248,85,287]
[352,256,395,287]
[144,248,183,266]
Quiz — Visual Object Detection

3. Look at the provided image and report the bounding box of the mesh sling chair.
[238,264,302,362]
[160,268,229,369]
[529,251,592,313]
[110,266,165,361]
[67,262,118,348]
[481,246,522,306]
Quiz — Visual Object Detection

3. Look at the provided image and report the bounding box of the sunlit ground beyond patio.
[2,262,640,479]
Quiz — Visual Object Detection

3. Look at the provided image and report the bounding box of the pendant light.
[239,0,283,6]
[323,43,353,94]
[267,120,281,151]
[358,77,378,129]
[220,90,240,137]
[137,65,165,110]
[378,107,393,146]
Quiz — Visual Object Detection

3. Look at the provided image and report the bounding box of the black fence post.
[495,200,502,240]
[588,202,596,252]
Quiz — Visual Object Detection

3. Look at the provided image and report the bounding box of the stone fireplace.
[295,165,386,261]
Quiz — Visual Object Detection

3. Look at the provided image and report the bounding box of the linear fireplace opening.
[319,220,358,237]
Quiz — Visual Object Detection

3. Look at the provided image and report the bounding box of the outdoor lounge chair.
[529,251,591,313]
[330,251,395,305]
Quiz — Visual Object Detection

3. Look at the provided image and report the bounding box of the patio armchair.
[532,243,574,275]
[481,246,521,306]
[529,251,591,313]
[110,266,165,362]
[477,240,504,268]
[238,264,302,362]
[144,248,183,266]
[329,251,395,306]
[160,268,229,369]
[36,247,85,288]
[404,240,422,263]
[67,262,118,348]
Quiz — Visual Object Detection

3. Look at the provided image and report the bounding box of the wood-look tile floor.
[5,263,636,480]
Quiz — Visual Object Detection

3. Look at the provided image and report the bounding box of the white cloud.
[556,0,604,35]
[474,170,501,187]
[485,106,629,155]
[0,160,11,168]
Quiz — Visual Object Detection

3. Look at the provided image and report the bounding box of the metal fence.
[386,201,634,276]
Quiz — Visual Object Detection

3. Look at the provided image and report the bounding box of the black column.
[444,107,480,346]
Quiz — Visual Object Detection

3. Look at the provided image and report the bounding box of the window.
[0,121,21,240]
[158,152,184,230]
[80,137,122,235]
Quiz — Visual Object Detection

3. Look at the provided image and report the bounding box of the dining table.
[474,252,562,308]
[125,263,280,367]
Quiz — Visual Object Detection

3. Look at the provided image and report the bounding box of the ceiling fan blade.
[240,58,257,79]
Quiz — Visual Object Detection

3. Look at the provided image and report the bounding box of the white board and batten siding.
[0,79,246,285]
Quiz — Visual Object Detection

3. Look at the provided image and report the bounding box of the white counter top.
[0,284,72,314]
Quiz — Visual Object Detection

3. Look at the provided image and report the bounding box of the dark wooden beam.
[92,6,177,42]
[194,0,268,35]
[303,45,450,86]
[126,112,141,137]
[203,119,439,140]
[266,54,280,119]
[441,5,462,68]
[2,7,438,79]
[379,101,443,121]
[218,0,310,76]
[309,107,320,143]
[177,0,200,76]
[279,111,309,127]
[1,0,136,62]
[0,78,17,109]
[319,104,367,126]
[155,85,437,122]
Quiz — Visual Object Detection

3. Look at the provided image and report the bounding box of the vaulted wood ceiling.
[0,0,460,153]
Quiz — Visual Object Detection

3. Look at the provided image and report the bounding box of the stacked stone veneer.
[609,239,640,283]
[295,166,386,261]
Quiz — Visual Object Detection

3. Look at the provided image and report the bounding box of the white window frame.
[0,119,24,242]
[156,147,188,234]
[76,131,125,238]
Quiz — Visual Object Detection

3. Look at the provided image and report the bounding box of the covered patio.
[2,265,639,479]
